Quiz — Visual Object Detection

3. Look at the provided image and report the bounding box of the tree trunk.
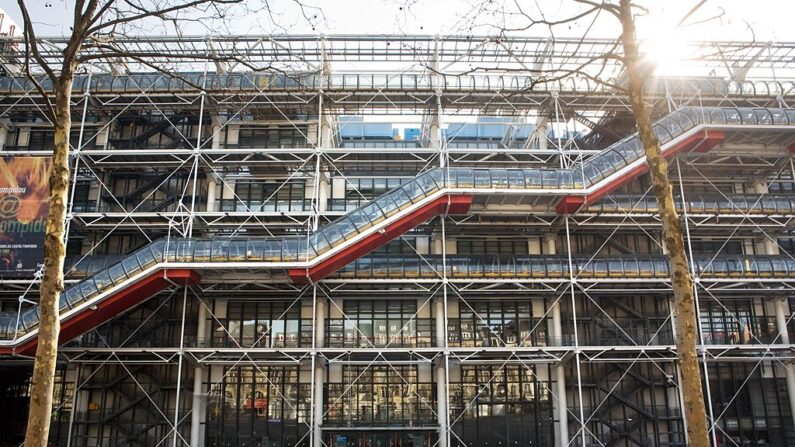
[617,1,710,446]
[23,74,72,447]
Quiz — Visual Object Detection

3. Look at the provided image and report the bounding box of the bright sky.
[4,0,793,42]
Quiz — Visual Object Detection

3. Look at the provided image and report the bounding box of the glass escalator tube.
[450,256,467,278]
[638,258,654,278]
[608,259,624,278]
[652,123,674,145]
[79,277,100,304]
[711,259,728,278]
[708,107,727,125]
[516,257,531,278]
[757,258,774,278]
[530,257,546,278]
[1,316,17,339]
[784,258,795,277]
[391,256,407,279]
[726,257,743,278]
[210,240,232,262]
[771,257,787,278]
[623,258,639,278]
[540,170,559,190]
[558,169,574,190]
[20,307,40,333]
[507,169,525,189]
[403,257,420,279]
[245,239,266,262]
[652,258,669,278]
[593,259,608,278]
[737,107,758,125]
[754,109,774,125]
[523,169,542,189]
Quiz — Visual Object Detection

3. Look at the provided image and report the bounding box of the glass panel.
[558,170,574,189]
[347,210,373,233]
[454,169,474,188]
[333,217,359,240]
[108,263,128,283]
[491,170,508,189]
[738,107,757,124]
[653,124,673,144]
[93,270,113,291]
[524,170,541,188]
[754,109,773,125]
[724,108,742,124]
[507,169,525,188]
[474,170,491,188]
[121,256,143,276]
[211,241,230,261]
[541,170,559,189]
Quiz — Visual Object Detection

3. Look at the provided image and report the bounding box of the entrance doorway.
[327,430,434,447]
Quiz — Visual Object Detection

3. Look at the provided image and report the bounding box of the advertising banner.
[0,157,51,278]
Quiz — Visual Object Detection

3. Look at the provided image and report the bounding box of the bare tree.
[10,2,320,445]
[411,0,717,445]
[615,1,710,446]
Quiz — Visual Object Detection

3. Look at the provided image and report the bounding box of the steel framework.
[1,34,795,447]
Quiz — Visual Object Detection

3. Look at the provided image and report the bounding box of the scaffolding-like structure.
[1,34,795,447]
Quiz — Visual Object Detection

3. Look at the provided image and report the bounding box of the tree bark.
[616,1,710,447]
[23,74,72,447]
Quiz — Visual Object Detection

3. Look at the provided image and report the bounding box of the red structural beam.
[289,194,472,284]
[0,269,200,356]
[556,130,725,214]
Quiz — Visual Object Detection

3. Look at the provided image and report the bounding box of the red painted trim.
[555,130,725,214]
[555,196,585,215]
[0,269,200,356]
[290,194,472,284]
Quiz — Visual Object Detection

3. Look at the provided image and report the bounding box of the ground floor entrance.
[326,430,435,447]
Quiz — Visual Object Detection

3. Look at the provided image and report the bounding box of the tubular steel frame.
[1,34,795,447]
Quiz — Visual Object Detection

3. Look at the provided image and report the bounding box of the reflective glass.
[474,170,491,188]
[507,169,525,188]
[738,107,757,124]
[541,170,559,189]
[524,170,542,188]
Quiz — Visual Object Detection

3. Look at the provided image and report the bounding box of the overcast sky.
[3,0,794,42]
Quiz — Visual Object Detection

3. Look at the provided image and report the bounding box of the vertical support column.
[760,213,795,429]
[434,296,445,350]
[432,232,443,255]
[318,174,330,213]
[536,117,549,151]
[190,303,208,447]
[210,118,221,150]
[436,361,448,447]
[313,361,325,447]
[0,120,8,150]
[206,177,217,213]
[546,234,569,446]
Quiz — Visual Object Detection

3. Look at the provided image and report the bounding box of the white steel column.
[435,361,448,447]
[0,120,8,150]
[758,200,795,429]
[536,117,549,150]
[434,296,445,348]
[190,303,208,446]
[546,234,569,446]
[205,177,217,212]
[313,362,325,447]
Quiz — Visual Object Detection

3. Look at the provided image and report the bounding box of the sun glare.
[637,8,694,76]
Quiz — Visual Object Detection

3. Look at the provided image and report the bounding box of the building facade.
[0,35,795,447]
